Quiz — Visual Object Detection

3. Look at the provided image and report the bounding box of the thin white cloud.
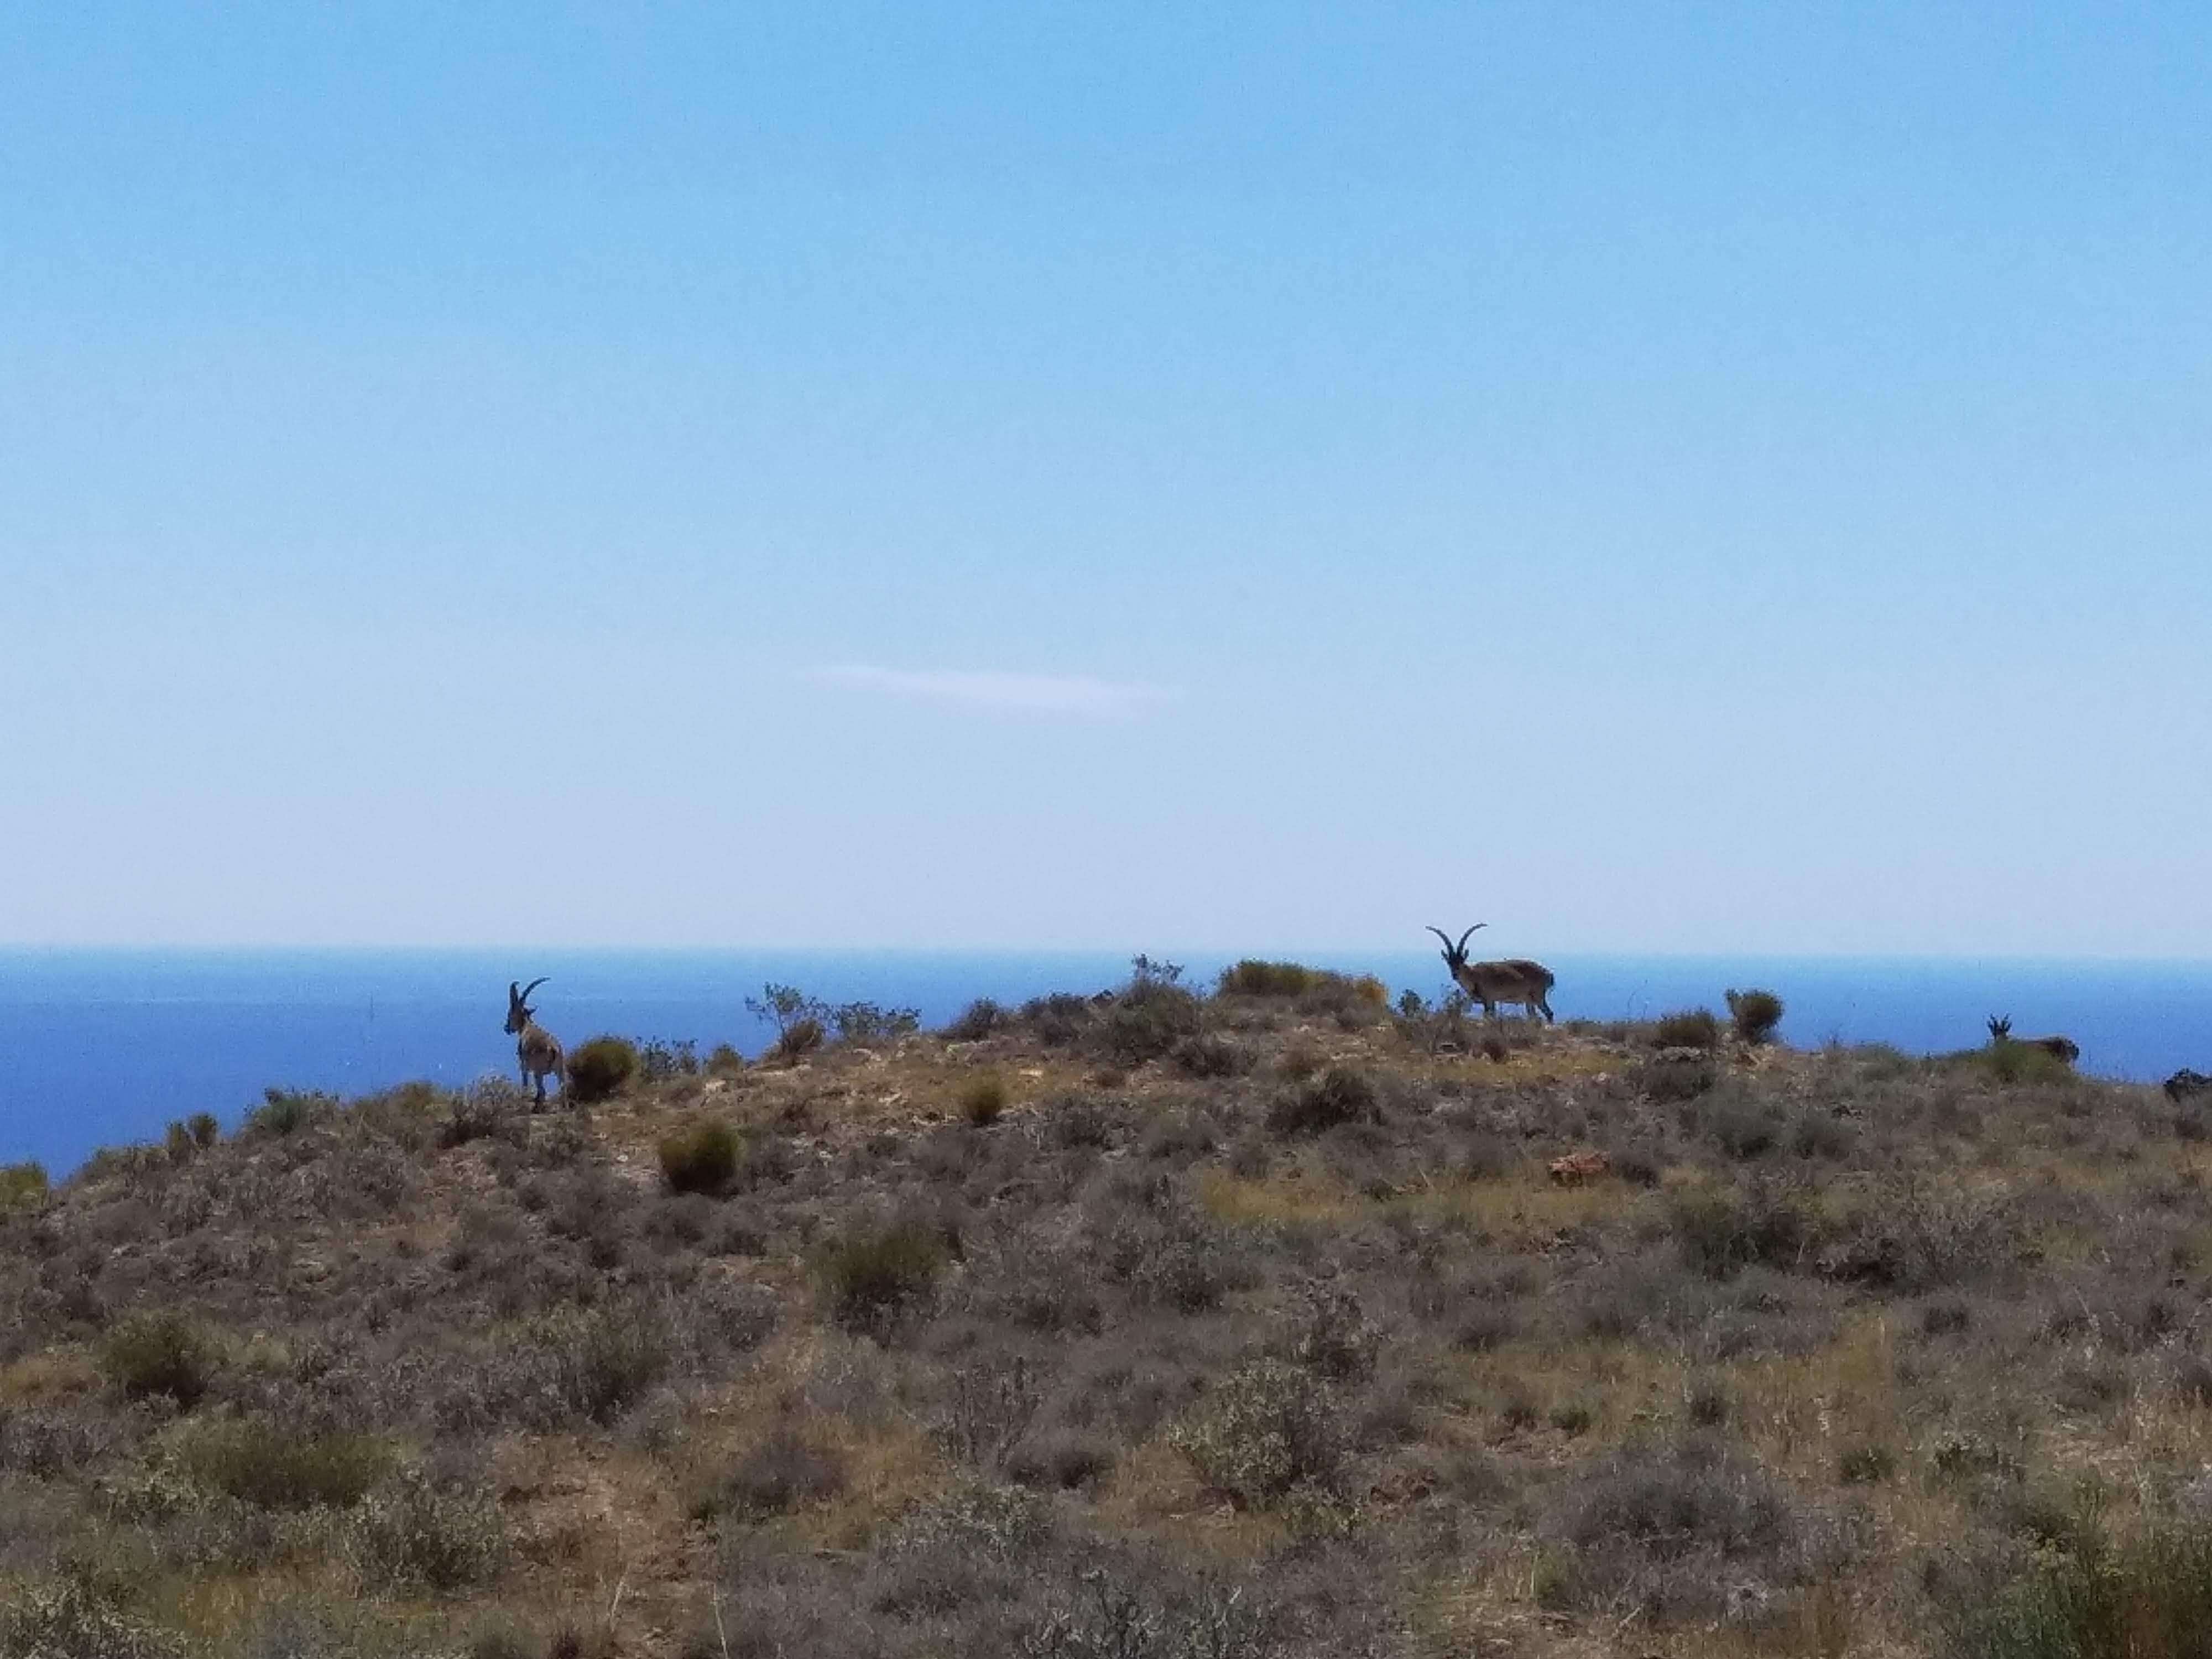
[813,664,1175,719]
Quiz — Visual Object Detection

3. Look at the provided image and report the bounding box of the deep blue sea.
[4,949,2210,1177]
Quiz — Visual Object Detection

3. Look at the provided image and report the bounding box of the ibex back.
[505,977,566,1107]
[1986,1016,2078,1066]
[1427,925,1556,1022]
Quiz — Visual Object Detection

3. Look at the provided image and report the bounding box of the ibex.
[1427,925,1556,1022]
[505,978,566,1107]
[1986,1016,2079,1066]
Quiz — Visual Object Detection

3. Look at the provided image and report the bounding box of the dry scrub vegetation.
[4,963,2211,1658]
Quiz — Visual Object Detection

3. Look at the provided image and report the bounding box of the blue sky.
[3,4,2208,954]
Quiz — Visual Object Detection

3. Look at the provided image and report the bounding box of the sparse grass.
[1955,1515,2212,1659]
[564,1035,639,1103]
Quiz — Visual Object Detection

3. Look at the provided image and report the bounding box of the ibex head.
[507,977,549,1036]
[1426,924,1486,974]
[1987,1015,2013,1043]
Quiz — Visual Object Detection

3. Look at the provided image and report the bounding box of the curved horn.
[1457,924,1487,956]
[517,977,550,1004]
[1425,926,1457,953]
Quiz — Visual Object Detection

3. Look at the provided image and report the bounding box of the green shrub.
[1218,960,1322,997]
[1266,1066,1381,1135]
[658,1119,742,1194]
[1838,1442,1896,1485]
[959,1073,1009,1126]
[565,1036,638,1104]
[1652,1009,1722,1050]
[1962,1042,2077,1087]
[1169,1358,1339,1509]
[770,1017,826,1065]
[175,1416,395,1508]
[0,1160,49,1214]
[248,1088,335,1136]
[692,1426,844,1522]
[1957,1516,2212,1659]
[1639,1050,1718,1102]
[942,998,1006,1041]
[99,1311,218,1406]
[1667,1180,1816,1279]
[706,1042,746,1076]
[1095,958,1204,1065]
[830,1001,921,1046]
[185,1112,220,1149]
[747,983,830,1065]
[816,1221,948,1332]
[637,1038,699,1082]
[164,1121,194,1162]
[1725,988,1785,1045]
[348,1465,507,1592]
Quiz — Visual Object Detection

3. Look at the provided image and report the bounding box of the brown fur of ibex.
[506,978,566,1107]
[1987,1015,2079,1065]
[1428,925,1556,1022]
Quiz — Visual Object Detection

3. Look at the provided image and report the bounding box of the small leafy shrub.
[1095,957,1204,1066]
[1218,959,1322,997]
[747,983,830,1061]
[830,1001,920,1046]
[1541,1432,1812,1624]
[439,1085,510,1149]
[942,998,1006,1041]
[1021,992,1094,1048]
[1667,1178,1816,1279]
[1551,1399,1597,1437]
[1290,1281,1380,1381]
[248,1087,335,1137]
[816,1221,948,1332]
[694,1425,843,1521]
[163,1120,194,1162]
[1969,1041,2076,1087]
[1267,1066,1382,1135]
[557,1036,633,1104]
[637,1038,700,1082]
[1838,1443,1896,1485]
[659,1119,742,1194]
[175,1416,395,1509]
[706,1042,745,1076]
[349,1466,508,1592]
[1170,1358,1339,1509]
[771,1017,826,1064]
[1957,1516,2212,1659]
[1639,1050,1719,1102]
[1652,1009,1722,1050]
[1702,1093,1781,1159]
[959,1073,1009,1126]
[1726,988,1785,1045]
[185,1111,220,1148]
[1171,1034,1249,1078]
[99,1311,217,1406]
[0,1161,49,1214]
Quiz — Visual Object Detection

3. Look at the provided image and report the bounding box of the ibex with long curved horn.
[505,978,566,1107]
[1987,1016,2078,1066]
[1427,925,1556,1022]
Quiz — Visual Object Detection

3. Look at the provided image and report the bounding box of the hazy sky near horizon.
[5,5,2209,955]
